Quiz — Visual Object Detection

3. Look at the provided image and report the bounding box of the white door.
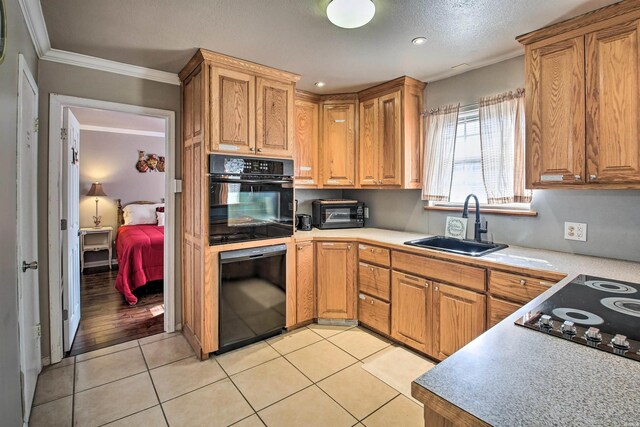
[62,108,81,352]
[17,54,41,422]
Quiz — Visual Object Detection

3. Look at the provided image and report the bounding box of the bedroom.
[67,107,168,356]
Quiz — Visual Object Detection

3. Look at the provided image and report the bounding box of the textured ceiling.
[70,107,166,133]
[42,0,619,92]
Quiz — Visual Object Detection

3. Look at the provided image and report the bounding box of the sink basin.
[404,236,508,257]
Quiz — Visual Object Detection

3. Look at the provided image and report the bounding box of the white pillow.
[123,203,163,225]
[156,211,165,226]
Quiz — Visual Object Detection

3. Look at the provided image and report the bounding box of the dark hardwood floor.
[69,268,165,356]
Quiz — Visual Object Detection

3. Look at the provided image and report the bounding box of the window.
[431,106,532,211]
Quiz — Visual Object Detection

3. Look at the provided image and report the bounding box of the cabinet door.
[403,85,424,189]
[294,99,319,186]
[433,283,486,360]
[358,98,379,186]
[527,37,586,186]
[321,104,356,186]
[256,78,294,157]
[296,241,315,323]
[210,67,255,154]
[391,272,431,354]
[378,91,402,186]
[586,20,640,184]
[316,242,356,319]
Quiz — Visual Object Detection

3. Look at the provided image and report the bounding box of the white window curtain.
[479,89,532,204]
[421,104,460,201]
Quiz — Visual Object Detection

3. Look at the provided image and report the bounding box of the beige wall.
[1,0,39,423]
[346,55,640,263]
[79,130,165,264]
[37,61,181,359]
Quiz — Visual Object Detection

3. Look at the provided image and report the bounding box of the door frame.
[48,94,177,363]
[17,53,40,424]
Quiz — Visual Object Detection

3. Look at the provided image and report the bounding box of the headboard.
[116,198,166,230]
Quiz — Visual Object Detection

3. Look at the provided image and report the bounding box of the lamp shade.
[327,0,375,29]
[86,182,107,197]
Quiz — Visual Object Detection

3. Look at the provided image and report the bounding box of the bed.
[114,199,165,305]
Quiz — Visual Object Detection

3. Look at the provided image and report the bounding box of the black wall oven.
[209,155,294,245]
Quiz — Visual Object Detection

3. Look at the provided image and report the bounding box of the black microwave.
[311,200,365,229]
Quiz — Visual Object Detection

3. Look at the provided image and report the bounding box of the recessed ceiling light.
[314,81,326,88]
[412,37,427,46]
[327,0,375,29]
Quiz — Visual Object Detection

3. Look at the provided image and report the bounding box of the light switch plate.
[564,222,587,242]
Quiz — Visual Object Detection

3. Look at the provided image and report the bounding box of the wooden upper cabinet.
[519,2,640,189]
[294,95,320,186]
[403,85,424,189]
[586,19,640,184]
[526,36,586,186]
[321,103,356,187]
[378,91,402,186]
[359,98,379,186]
[433,283,485,360]
[316,241,357,319]
[256,78,294,157]
[210,67,255,154]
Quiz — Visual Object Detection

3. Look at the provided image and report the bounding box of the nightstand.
[80,226,113,273]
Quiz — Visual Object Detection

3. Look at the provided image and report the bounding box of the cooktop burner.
[515,274,640,362]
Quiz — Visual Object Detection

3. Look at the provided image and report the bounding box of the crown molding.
[42,49,180,85]
[18,0,180,86]
[79,124,166,138]
[17,0,51,57]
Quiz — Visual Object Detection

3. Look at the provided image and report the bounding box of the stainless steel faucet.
[462,194,488,242]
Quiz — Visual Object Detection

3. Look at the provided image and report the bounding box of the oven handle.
[210,177,293,185]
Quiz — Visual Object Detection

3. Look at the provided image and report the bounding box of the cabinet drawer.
[358,293,390,335]
[392,251,486,292]
[359,244,390,267]
[489,271,555,304]
[488,296,521,327]
[359,262,390,301]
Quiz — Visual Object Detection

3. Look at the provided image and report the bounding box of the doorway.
[48,95,176,363]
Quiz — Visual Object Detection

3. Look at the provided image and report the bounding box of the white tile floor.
[30,326,434,427]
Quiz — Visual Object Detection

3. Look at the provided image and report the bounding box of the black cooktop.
[515,274,640,362]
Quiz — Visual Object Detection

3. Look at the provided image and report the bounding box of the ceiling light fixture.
[327,0,375,29]
[412,37,427,46]
[314,81,326,88]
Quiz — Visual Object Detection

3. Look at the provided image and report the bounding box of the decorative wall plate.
[445,216,468,240]
[0,0,6,64]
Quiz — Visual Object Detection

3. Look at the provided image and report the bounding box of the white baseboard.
[83,259,119,269]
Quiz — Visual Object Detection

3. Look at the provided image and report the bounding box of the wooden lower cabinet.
[296,241,315,323]
[391,272,432,354]
[433,283,486,360]
[488,296,520,327]
[316,241,357,319]
[358,293,390,335]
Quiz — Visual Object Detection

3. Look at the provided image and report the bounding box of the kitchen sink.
[404,236,508,257]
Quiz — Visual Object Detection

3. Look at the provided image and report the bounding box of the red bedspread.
[115,225,164,305]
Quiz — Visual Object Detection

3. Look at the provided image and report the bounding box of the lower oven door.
[217,244,287,354]
[209,177,294,244]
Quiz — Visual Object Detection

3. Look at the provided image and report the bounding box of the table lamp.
[86,182,107,227]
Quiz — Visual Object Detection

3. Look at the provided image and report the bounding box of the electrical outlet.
[564,222,587,242]
[364,207,370,219]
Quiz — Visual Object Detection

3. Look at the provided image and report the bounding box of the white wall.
[345,56,640,263]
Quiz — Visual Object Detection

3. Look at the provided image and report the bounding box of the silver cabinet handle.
[434,286,439,291]
[22,261,38,272]
[257,148,263,152]
[425,283,429,288]
[589,174,597,181]
[574,175,581,181]
[519,279,526,286]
